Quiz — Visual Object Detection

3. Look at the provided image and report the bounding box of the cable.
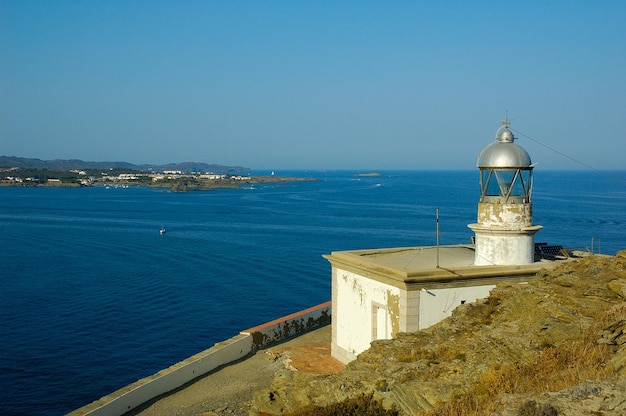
[511,127,626,186]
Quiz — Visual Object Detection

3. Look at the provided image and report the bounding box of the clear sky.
[1,1,624,170]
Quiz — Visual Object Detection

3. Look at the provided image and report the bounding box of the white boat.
[160,226,166,235]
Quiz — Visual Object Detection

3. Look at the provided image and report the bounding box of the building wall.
[476,202,533,227]
[399,289,420,333]
[417,284,496,329]
[473,232,536,265]
[332,267,501,364]
[331,267,402,364]
[470,201,541,265]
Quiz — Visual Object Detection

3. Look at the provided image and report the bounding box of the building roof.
[324,244,558,289]
[477,126,532,168]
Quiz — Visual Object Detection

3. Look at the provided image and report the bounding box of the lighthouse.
[325,117,565,364]
[468,118,542,265]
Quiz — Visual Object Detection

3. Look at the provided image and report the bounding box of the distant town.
[0,157,313,191]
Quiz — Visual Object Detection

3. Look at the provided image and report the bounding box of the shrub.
[286,392,399,416]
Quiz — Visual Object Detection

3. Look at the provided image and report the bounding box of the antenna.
[501,110,513,128]
[436,207,440,268]
[496,111,514,139]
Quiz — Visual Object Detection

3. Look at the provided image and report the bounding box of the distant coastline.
[0,155,250,175]
[0,155,315,191]
[0,173,316,191]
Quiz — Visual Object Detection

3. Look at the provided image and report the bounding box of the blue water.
[1,170,625,415]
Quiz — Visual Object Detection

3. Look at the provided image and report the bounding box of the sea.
[1,170,625,415]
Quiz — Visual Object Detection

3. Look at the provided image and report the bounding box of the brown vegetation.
[250,251,626,415]
[421,304,624,416]
[285,393,398,416]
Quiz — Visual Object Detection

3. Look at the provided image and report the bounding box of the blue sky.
[1,1,624,170]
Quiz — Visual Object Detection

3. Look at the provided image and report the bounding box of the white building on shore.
[325,119,574,364]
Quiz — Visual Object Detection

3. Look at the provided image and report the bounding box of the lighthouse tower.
[468,118,542,265]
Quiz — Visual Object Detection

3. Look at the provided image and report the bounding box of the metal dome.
[477,125,531,168]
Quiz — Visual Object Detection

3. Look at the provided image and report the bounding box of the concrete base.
[331,342,358,365]
[469,224,542,265]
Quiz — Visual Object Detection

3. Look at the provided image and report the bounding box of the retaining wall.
[68,301,331,416]
[242,300,332,349]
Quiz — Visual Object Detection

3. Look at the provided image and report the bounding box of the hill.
[249,252,626,415]
[0,156,250,174]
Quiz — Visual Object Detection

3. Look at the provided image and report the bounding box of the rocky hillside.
[249,251,626,416]
[0,156,250,174]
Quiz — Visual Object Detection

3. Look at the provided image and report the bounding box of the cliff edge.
[249,251,626,415]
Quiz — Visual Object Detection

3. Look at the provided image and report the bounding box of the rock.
[248,253,626,415]
[608,279,626,298]
[598,319,626,345]
[499,378,626,415]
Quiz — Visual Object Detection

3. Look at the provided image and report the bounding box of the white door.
[373,305,388,340]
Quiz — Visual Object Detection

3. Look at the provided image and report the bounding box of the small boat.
[160,226,166,235]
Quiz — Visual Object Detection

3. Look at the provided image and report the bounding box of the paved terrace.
[124,325,341,416]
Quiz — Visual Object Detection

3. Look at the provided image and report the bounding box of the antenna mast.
[436,207,440,268]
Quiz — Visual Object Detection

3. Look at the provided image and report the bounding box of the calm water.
[1,170,624,415]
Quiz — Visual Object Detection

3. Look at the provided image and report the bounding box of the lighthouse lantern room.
[468,118,542,265]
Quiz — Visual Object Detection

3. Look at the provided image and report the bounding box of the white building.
[468,118,542,265]
[199,173,225,180]
[325,119,565,364]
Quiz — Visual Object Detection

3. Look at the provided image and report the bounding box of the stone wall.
[68,301,332,416]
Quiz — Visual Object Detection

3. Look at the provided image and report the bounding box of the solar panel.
[537,245,564,258]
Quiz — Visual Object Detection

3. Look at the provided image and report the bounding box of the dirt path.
[125,325,339,416]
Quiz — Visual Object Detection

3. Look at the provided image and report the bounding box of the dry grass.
[285,392,399,416]
[397,343,466,363]
[418,304,625,416]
